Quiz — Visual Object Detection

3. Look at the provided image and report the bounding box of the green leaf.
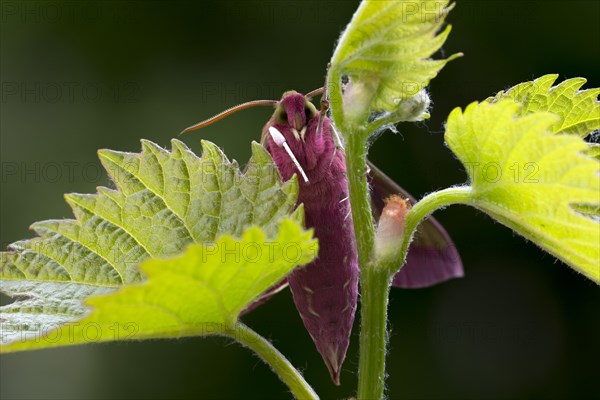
[1,139,302,344]
[445,100,600,283]
[488,74,600,137]
[330,0,460,118]
[1,220,317,353]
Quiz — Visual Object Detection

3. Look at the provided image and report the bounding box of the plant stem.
[343,116,389,400]
[346,130,375,268]
[328,68,471,400]
[329,67,388,399]
[339,103,386,399]
[345,124,398,399]
[228,323,319,400]
[344,127,390,399]
[357,267,392,400]
[327,69,346,133]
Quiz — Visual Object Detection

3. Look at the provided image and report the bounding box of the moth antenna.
[315,84,331,139]
[268,127,309,183]
[305,87,325,99]
[180,99,278,135]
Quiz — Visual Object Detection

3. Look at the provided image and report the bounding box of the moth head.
[178,87,330,186]
[179,88,324,144]
[273,91,318,141]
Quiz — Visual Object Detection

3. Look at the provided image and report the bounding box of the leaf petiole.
[228,323,319,400]
[396,186,472,273]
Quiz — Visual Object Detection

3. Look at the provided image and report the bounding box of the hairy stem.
[344,126,385,399]
[344,127,391,398]
[357,267,392,400]
[328,68,471,400]
[228,323,319,400]
[346,130,376,268]
[329,67,388,399]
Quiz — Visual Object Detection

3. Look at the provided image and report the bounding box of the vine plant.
[1,1,598,399]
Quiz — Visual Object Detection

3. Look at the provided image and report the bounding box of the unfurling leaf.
[330,0,460,120]
[1,220,317,353]
[445,101,600,283]
[488,74,600,137]
[1,139,303,345]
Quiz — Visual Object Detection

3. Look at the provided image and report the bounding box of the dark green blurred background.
[1,1,599,399]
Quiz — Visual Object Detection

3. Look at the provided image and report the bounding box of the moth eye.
[304,101,318,119]
[274,108,288,125]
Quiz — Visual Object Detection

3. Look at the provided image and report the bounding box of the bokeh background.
[1,1,599,399]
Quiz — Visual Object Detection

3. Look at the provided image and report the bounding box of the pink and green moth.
[181,89,463,385]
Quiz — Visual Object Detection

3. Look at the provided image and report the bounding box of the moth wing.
[241,279,288,315]
[367,161,463,288]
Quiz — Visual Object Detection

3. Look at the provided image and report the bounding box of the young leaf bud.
[342,76,380,124]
